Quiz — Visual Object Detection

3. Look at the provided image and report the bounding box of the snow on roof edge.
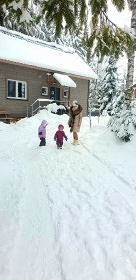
[0,26,75,54]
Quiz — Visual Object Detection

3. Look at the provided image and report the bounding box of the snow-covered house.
[0,27,97,118]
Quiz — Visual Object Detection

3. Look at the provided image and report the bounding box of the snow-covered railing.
[31,98,53,116]
[31,98,70,116]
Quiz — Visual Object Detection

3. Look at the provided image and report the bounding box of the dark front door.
[50,87,60,104]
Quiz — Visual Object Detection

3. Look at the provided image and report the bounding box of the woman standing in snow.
[38,120,48,146]
[68,100,83,145]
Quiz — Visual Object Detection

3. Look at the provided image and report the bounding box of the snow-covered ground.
[0,110,136,280]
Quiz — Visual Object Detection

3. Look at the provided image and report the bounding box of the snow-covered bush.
[110,108,134,142]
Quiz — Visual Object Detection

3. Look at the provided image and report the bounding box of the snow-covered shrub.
[110,108,134,142]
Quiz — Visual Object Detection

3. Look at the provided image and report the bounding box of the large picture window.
[7,79,27,100]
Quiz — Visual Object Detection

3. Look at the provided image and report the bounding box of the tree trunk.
[0,10,4,26]
[125,0,136,109]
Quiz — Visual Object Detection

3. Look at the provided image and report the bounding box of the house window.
[42,86,48,96]
[7,79,27,99]
[63,88,69,98]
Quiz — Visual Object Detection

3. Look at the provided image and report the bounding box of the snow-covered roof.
[0,27,98,80]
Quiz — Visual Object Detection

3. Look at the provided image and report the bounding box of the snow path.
[1,119,136,280]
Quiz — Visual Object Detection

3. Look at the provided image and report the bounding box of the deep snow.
[0,110,136,280]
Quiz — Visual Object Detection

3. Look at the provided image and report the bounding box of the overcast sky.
[108,0,131,28]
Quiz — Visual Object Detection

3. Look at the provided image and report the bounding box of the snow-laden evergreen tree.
[89,58,106,115]
[110,97,136,141]
[109,1,136,141]
[109,69,127,116]
[110,106,134,141]
[100,56,118,115]
[89,56,126,118]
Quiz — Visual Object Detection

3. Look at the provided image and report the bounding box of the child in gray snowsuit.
[38,120,48,146]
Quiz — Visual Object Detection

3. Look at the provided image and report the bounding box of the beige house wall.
[70,77,88,116]
[0,62,89,117]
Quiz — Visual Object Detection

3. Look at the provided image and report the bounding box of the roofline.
[0,59,93,81]
[0,27,75,55]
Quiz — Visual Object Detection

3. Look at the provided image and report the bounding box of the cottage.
[0,27,97,119]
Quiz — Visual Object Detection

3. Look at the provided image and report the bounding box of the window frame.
[63,87,69,98]
[42,86,48,96]
[7,79,27,100]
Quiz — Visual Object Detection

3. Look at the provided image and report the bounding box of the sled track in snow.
[80,141,132,189]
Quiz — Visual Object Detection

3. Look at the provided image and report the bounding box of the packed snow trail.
[0,114,136,280]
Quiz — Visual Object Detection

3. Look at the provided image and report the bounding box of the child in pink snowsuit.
[54,124,68,149]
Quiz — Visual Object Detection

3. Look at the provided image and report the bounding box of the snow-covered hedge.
[110,102,136,141]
